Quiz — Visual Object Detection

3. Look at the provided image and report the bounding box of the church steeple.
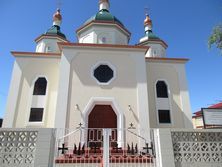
[99,0,110,11]
[35,8,68,53]
[138,13,168,58]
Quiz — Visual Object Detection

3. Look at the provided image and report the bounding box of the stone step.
[55,155,153,164]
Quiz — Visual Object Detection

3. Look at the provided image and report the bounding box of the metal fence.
[54,128,156,167]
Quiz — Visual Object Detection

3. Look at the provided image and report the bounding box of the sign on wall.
[202,108,222,126]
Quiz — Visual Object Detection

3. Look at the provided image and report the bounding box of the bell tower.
[138,14,167,58]
[35,8,68,53]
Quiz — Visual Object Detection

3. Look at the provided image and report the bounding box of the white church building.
[3,0,192,133]
[2,1,222,167]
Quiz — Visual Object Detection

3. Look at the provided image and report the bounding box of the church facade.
[3,0,193,143]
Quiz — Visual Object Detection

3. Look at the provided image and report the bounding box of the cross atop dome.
[99,0,110,11]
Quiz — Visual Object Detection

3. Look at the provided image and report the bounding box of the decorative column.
[131,53,151,145]
[54,52,73,129]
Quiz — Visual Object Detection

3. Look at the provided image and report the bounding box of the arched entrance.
[88,105,117,146]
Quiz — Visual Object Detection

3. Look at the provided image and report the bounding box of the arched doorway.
[88,105,117,146]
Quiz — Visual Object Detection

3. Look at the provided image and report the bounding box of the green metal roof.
[45,25,66,39]
[85,9,124,26]
[145,30,159,39]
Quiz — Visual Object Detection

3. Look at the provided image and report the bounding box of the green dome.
[45,25,66,39]
[145,30,159,39]
[85,9,124,26]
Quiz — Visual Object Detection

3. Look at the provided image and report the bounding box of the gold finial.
[99,0,110,5]
[144,15,152,26]
[53,8,62,21]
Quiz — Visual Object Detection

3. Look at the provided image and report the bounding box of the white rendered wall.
[192,117,204,129]
[58,47,150,144]
[174,64,193,128]
[36,38,64,53]
[54,50,76,129]
[146,61,193,129]
[3,61,22,127]
[78,25,128,44]
[9,57,60,128]
[145,43,166,58]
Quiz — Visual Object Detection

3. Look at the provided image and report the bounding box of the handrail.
[57,128,81,141]
[127,128,147,144]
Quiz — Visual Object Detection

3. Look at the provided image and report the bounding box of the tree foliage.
[208,24,222,53]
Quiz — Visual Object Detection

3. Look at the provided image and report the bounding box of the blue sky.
[0,0,222,118]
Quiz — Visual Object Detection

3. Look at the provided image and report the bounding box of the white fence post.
[103,129,111,167]
[153,129,175,167]
[34,128,56,167]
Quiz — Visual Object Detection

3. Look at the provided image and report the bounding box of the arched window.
[156,81,168,98]
[33,77,47,95]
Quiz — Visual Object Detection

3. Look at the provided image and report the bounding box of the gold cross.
[57,0,63,9]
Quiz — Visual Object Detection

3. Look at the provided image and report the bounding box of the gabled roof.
[193,102,222,117]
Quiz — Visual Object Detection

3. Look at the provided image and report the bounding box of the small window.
[46,46,52,53]
[156,81,168,98]
[33,78,47,95]
[158,110,171,124]
[102,37,106,43]
[29,108,44,122]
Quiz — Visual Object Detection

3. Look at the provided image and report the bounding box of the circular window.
[92,62,116,85]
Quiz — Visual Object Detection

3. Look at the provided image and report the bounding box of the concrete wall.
[0,128,55,167]
[154,129,222,167]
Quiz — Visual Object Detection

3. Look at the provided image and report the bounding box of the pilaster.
[3,61,22,127]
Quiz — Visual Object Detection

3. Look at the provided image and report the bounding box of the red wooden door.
[88,105,117,129]
[88,105,117,145]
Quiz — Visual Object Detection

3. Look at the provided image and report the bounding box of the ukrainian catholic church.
[3,0,193,143]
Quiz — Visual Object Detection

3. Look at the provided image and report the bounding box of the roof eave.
[35,34,69,43]
[138,38,168,48]
[11,51,61,58]
[76,20,131,37]
[145,57,189,64]
[58,42,148,53]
